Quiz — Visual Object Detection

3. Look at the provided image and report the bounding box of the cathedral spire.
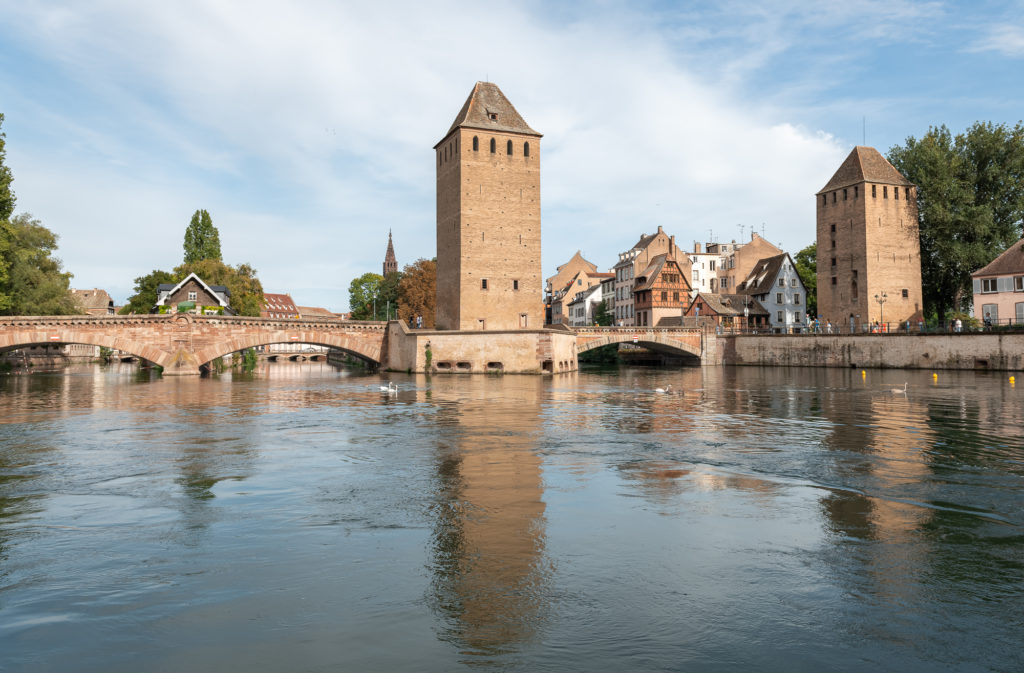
[383,229,398,276]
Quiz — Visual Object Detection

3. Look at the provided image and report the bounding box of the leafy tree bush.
[888,121,1024,320]
[396,258,436,327]
[183,209,222,264]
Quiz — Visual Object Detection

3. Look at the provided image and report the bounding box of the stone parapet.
[720,333,1024,371]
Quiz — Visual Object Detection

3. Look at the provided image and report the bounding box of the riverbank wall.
[384,322,579,374]
[716,333,1024,371]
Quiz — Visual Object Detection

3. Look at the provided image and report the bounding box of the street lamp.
[875,292,887,329]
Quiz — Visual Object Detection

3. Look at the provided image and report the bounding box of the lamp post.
[874,292,887,330]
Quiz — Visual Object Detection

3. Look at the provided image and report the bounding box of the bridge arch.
[574,330,703,361]
[193,330,383,371]
[0,333,169,368]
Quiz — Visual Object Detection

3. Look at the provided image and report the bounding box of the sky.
[1,0,1022,311]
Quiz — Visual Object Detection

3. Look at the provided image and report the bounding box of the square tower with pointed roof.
[816,146,923,328]
[435,82,542,331]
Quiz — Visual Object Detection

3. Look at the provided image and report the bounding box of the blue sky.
[1,0,1022,311]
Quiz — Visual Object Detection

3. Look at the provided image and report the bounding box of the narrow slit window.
[473,136,479,151]
[524,142,530,157]
[490,138,496,153]
[507,140,513,155]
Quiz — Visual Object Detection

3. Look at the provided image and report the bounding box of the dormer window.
[489,112,498,121]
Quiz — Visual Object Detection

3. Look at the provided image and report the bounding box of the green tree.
[119,269,176,314]
[794,243,817,316]
[378,271,403,320]
[0,113,14,221]
[183,209,222,264]
[397,258,436,327]
[349,272,383,320]
[0,213,78,315]
[888,121,1024,320]
[173,258,264,317]
[593,299,613,326]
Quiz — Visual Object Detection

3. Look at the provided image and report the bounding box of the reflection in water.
[1,364,1022,672]
[426,376,549,660]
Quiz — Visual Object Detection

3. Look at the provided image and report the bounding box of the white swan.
[889,382,908,394]
[655,384,673,394]
[379,381,397,394]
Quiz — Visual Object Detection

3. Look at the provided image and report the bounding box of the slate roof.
[156,273,231,307]
[817,146,914,194]
[691,293,768,317]
[736,253,791,295]
[972,236,1024,277]
[567,284,601,306]
[439,82,541,145]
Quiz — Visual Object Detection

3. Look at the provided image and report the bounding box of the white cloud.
[2,0,858,309]
[967,23,1024,57]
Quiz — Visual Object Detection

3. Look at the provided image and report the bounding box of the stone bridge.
[572,326,705,360]
[0,315,387,375]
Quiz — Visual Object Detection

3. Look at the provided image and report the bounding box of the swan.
[379,381,397,393]
[655,384,673,394]
[889,382,908,394]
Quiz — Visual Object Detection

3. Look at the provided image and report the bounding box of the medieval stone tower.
[435,82,542,331]
[816,146,923,329]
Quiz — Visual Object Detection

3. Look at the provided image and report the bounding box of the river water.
[0,363,1021,672]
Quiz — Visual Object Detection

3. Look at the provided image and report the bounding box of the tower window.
[832,192,836,203]
[902,288,909,298]
[843,188,848,200]
[894,187,899,199]
[872,184,876,198]
[489,112,497,120]
[481,279,488,290]
[524,142,530,157]
[513,280,519,291]
[490,138,496,153]
[473,136,478,151]
[831,257,836,266]
[854,185,858,198]
[507,140,513,155]
[830,223,836,233]
[831,277,837,285]
[822,194,826,206]
[883,186,888,198]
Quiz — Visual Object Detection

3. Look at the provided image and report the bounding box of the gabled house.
[631,253,691,327]
[262,293,299,319]
[972,236,1024,325]
[297,305,338,320]
[683,292,769,330]
[71,288,115,315]
[612,226,680,326]
[736,252,807,332]
[154,273,234,315]
[549,268,614,325]
[566,284,604,327]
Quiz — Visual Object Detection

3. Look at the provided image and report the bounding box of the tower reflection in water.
[425,375,550,659]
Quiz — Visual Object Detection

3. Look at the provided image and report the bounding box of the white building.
[567,284,604,327]
[736,252,808,333]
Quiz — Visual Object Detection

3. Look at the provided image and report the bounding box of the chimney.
[670,235,676,257]
[657,225,663,234]
[694,242,702,254]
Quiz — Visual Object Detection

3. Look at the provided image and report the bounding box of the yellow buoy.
[861,370,866,377]
[1011,376,1016,387]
